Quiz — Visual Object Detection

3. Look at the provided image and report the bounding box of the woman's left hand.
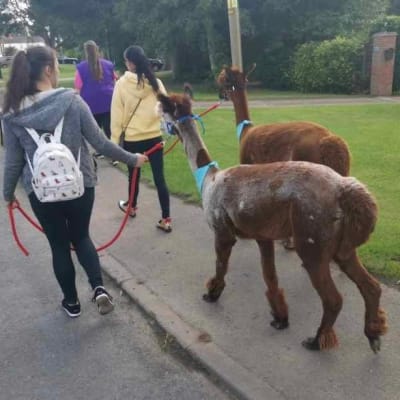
[6,196,17,208]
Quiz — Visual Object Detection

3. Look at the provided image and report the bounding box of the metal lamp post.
[227,0,243,71]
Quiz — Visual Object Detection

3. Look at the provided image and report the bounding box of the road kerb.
[98,250,285,400]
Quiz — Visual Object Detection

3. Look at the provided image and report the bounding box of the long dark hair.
[84,40,103,81]
[123,45,159,93]
[3,45,55,113]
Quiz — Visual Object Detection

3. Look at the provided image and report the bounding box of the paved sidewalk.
[90,156,400,400]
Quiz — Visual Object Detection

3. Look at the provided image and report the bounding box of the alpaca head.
[216,64,256,100]
[158,93,192,118]
[157,93,193,138]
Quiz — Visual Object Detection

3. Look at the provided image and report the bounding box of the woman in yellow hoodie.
[111,45,171,232]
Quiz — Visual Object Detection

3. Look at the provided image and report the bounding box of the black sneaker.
[92,286,114,315]
[118,200,137,218]
[93,152,105,159]
[61,299,81,318]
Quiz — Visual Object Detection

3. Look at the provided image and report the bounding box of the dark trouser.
[29,188,103,303]
[124,136,170,219]
[94,112,111,139]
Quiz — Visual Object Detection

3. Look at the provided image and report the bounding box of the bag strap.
[53,117,64,142]
[25,117,64,145]
[122,99,142,133]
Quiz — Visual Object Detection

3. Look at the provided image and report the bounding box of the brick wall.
[370,32,398,96]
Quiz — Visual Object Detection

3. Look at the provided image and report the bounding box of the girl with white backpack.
[2,46,147,318]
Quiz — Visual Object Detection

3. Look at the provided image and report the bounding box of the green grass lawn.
[138,104,400,281]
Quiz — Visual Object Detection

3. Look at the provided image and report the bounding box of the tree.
[24,0,394,88]
[29,0,119,55]
[1,0,30,36]
[389,0,400,14]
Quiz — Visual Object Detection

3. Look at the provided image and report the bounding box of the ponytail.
[84,40,103,81]
[3,46,55,113]
[123,45,160,93]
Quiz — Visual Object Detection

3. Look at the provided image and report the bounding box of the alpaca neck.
[230,89,251,126]
[179,119,214,174]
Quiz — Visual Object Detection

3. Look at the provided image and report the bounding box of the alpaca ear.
[245,63,257,79]
[157,93,176,115]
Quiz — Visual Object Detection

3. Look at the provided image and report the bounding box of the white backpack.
[25,118,84,202]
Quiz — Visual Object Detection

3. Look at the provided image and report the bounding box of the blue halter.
[178,114,206,135]
[236,120,252,140]
[194,161,219,195]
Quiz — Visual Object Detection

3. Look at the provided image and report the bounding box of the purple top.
[76,59,115,115]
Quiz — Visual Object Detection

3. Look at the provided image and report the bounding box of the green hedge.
[291,37,364,93]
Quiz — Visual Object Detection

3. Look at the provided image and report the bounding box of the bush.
[292,37,363,93]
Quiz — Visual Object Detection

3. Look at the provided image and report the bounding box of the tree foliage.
[1,0,30,36]
[14,0,396,90]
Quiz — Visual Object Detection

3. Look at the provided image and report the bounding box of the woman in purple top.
[75,40,118,163]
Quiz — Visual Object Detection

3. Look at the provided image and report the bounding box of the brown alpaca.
[217,66,352,249]
[217,66,351,176]
[157,92,388,353]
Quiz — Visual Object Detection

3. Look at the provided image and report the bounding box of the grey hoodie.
[2,88,138,202]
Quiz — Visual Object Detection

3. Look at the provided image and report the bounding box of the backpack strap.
[25,127,41,146]
[25,151,35,175]
[53,117,64,142]
[25,117,64,144]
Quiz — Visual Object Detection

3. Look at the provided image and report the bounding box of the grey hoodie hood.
[2,88,75,131]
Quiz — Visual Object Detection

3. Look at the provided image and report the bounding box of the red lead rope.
[7,141,164,256]
[199,101,221,117]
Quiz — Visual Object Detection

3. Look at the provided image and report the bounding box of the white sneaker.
[92,286,114,315]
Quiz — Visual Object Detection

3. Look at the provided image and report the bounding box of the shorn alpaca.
[157,93,387,353]
[217,65,351,177]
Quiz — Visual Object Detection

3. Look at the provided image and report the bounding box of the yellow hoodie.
[110,71,167,143]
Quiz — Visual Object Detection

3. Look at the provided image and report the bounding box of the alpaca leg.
[257,240,289,330]
[334,251,388,353]
[302,263,343,351]
[203,235,236,303]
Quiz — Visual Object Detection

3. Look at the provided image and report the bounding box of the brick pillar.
[370,32,398,96]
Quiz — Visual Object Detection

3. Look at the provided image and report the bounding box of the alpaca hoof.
[368,337,381,353]
[302,337,321,351]
[270,315,289,330]
[204,279,225,302]
[281,237,295,250]
[203,292,220,303]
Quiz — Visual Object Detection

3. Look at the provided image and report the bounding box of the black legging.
[29,188,103,303]
[94,112,111,139]
[124,136,170,219]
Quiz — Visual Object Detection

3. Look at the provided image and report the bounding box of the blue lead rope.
[236,120,252,140]
[178,114,206,135]
[194,161,219,194]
